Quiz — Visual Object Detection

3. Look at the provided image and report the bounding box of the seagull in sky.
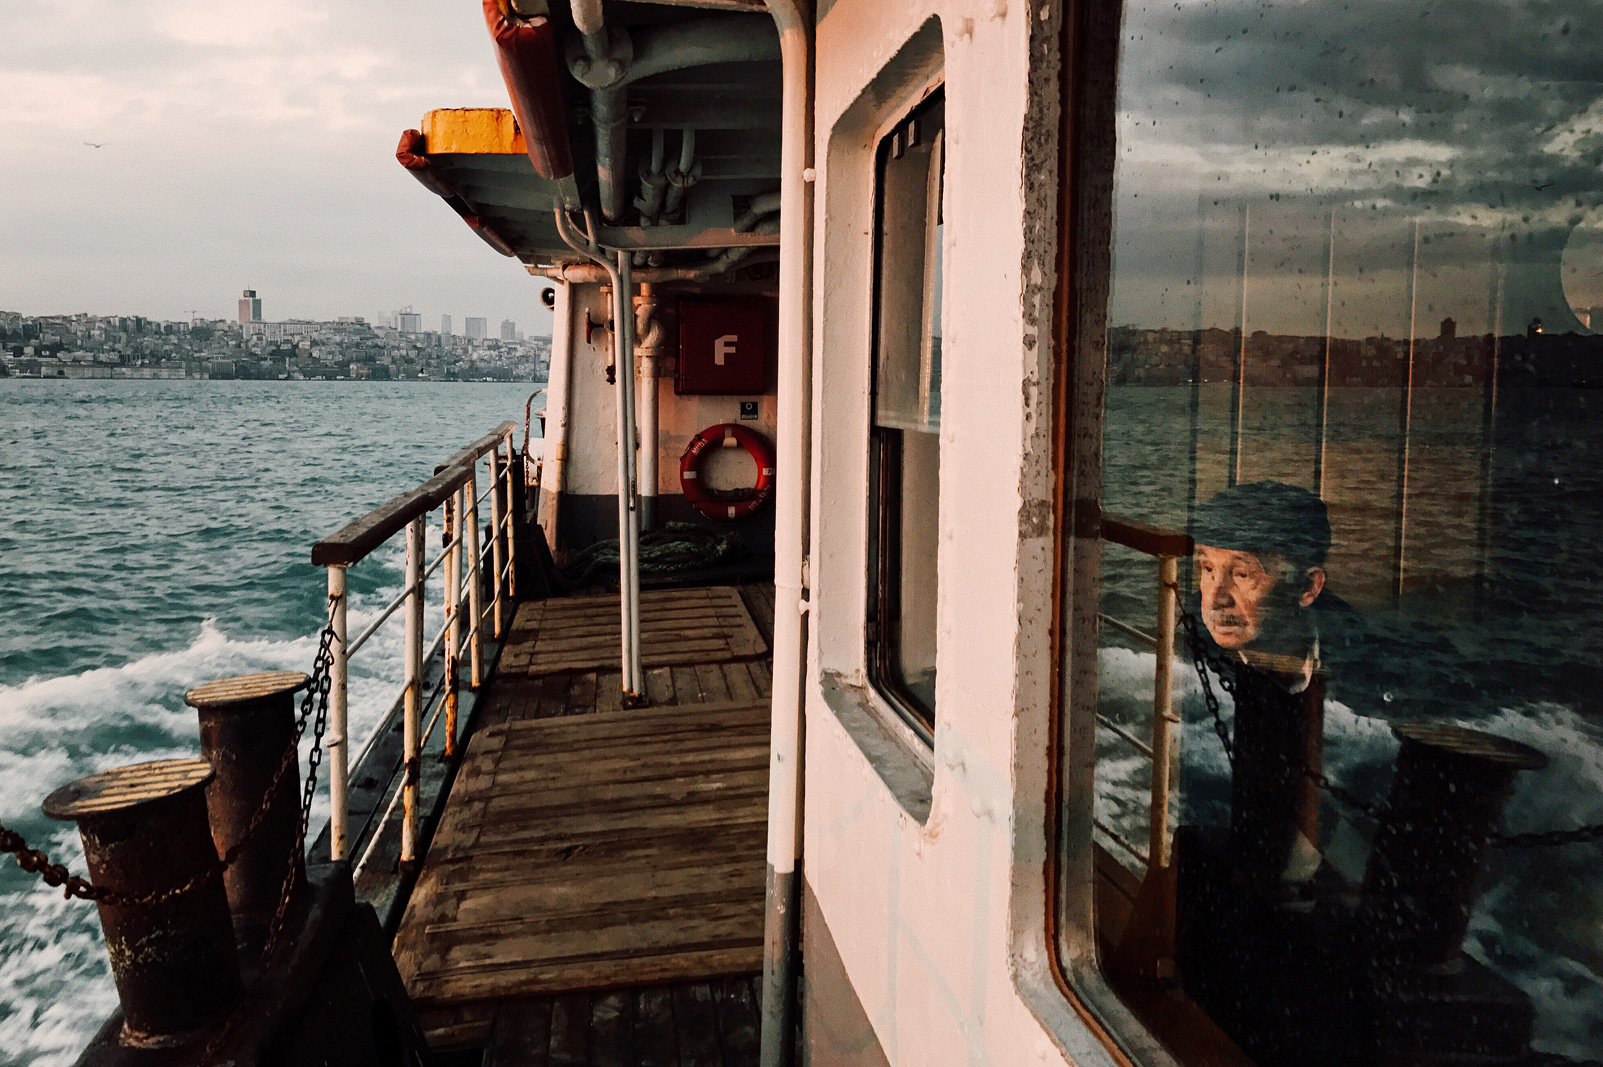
[83,141,108,149]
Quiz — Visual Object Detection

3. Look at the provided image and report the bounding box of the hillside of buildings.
[0,310,550,382]
[1108,319,1603,389]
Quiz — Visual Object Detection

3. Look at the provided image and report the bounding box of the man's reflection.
[1192,480,1330,685]
[1182,481,1355,893]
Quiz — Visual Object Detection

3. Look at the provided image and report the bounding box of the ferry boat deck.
[393,583,776,1064]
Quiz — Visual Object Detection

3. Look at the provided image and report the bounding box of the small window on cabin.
[1061,2,1603,1064]
[868,88,945,738]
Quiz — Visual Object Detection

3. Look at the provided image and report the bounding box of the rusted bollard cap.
[43,759,215,821]
[1392,722,1548,770]
[184,670,309,711]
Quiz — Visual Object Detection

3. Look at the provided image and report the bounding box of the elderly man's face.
[1196,545,1324,650]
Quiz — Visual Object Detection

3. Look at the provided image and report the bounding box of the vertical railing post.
[489,450,507,640]
[503,428,518,599]
[1149,554,1181,869]
[465,470,485,688]
[326,564,349,861]
[443,493,461,758]
[401,516,425,868]
[615,248,643,699]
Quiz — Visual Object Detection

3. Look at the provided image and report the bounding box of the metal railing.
[1096,514,1193,874]
[311,421,520,868]
[1096,513,1193,978]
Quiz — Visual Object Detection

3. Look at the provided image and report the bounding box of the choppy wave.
[1096,646,1603,1059]
[1,379,540,1062]
[0,537,458,1065]
[0,591,426,1067]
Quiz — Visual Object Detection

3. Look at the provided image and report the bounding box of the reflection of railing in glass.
[1095,512,1192,979]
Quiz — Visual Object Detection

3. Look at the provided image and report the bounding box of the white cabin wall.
[563,282,623,498]
[801,0,1110,1063]
[550,280,780,548]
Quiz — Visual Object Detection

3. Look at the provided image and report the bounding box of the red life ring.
[679,424,775,523]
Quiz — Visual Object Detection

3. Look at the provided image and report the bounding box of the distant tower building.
[442,314,452,336]
[397,308,422,334]
[1440,316,1456,339]
[238,290,262,324]
[466,317,488,340]
[501,319,517,341]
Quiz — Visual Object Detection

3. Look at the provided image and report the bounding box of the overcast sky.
[1107,0,1603,337]
[0,0,555,336]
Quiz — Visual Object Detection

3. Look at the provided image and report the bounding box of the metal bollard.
[185,670,310,950]
[1360,722,1546,970]
[43,759,242,1047]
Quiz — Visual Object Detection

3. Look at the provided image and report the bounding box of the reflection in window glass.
[869,90,945,732]
[1083,3,1603,1063]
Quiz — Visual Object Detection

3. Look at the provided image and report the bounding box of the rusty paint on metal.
[43,759,242,1047]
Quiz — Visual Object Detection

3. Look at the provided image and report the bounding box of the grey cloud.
[1110,0,1603,333]
[0,0,554,332]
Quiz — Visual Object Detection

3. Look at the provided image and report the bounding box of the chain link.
[1172,585,1602,846]
[0,597,341,904]
[1177,589,1387,827]
[262,607,336,959]
[1493,824,1603,848]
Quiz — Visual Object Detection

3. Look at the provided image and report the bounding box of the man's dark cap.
[1190,481,1330,569]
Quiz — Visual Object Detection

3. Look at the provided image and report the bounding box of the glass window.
[1066,2,1603,1063]
[869,88,945,737]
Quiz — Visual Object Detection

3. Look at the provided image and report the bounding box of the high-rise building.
[466,317,488,340]
[501,319,517,341]
[398,312,422,333]
[442,314,453,336]
[238,290,262,324]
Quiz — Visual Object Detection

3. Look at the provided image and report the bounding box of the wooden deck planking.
[504,587,768,676]
[395,584,774,1062]
[422,974,764,1067]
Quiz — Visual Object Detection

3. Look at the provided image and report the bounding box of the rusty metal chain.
[1176,588,1388,825]
[0,597,341,904]
[1173,586,1602,846]
[261,602,336,959]
[1493,824,1603,848]
[193,597,337,1066]
[1177,599,1236,765]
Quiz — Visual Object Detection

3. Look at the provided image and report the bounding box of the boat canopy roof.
[397,1,785,276]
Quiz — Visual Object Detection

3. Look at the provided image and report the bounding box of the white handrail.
[317,425,516,868]
[347,596,455,786]
[346,582,418,659]
[352,672,450,878]
[489,442,507,640]
[344,528,464,659]
[327,565,350,861]
[401,518,425,866]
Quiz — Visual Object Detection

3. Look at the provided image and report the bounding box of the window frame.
[1043,0,1191,1063]
[865,85,947,747]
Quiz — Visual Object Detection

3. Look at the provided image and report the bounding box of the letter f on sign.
[714,334,738,366]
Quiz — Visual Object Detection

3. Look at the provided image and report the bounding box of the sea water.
[1095,385,1603,1059]
[0,379,542,1066]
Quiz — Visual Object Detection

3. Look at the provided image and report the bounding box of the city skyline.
[2,306,551,382]
[4,292,550,340]
[0,0,556,332]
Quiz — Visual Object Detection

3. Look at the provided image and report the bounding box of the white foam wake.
[0,579,425,1066]
[1095,645,1603,1059]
